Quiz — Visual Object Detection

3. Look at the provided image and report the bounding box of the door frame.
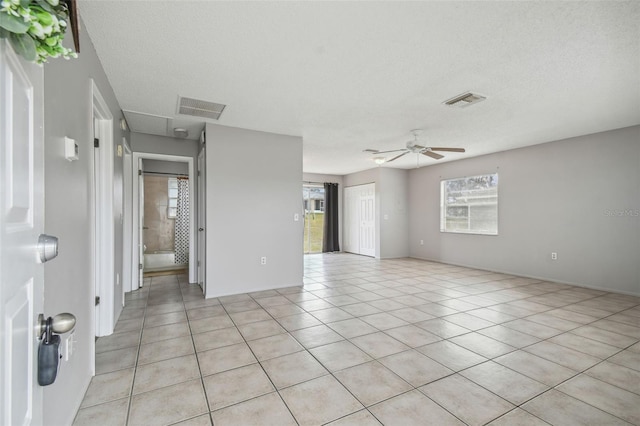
[197,147,206,294]
[121,139,133,294]
[92,80,115,338]
[131,152,196,289]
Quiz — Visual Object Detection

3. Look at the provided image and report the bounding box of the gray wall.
[205,124,303,297]
[378,168,410,259]
[343,167,410,259]
[408,126,640,295]
[303,173,344,251]
[143,159,189,175]
[42,19,126,425]
[131,132,199,159]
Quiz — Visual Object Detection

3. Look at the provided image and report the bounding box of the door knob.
[199,228,204,231]
[36,313,76,386]
[36,313,76,340]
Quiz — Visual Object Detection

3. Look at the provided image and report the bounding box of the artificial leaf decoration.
[0,0,77,63]
[9,31,36,61]
[0,11,30,33]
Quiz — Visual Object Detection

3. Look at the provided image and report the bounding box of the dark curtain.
[322,182,340,252]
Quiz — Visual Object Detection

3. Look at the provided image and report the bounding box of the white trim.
[92,80,115,337]
[131,152,196,288]
[122,140,133,294]
[197,147,206,295]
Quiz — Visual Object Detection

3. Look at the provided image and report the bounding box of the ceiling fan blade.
[387,152,410,162]
[429,147,466,153]
[363,149,380,153]
[375,148,409,154]
[422,150,444,160]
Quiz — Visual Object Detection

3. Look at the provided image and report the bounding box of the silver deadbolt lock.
[37,234,59,263]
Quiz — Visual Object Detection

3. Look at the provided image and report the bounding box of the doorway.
[131,153,196,290]
[141,161,189,274]
[303,185,325,254]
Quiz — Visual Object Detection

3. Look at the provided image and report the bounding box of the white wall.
[42,19,126,425]
[205,124,303,297]
[408,126,640,295]
[343,167,410,259]
[303,173,343,251]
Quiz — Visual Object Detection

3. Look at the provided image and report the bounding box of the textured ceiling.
[79,1,640,175]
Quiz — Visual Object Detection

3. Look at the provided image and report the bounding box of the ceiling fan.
[364,129,466,162]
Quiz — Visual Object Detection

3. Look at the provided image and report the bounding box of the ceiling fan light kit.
[364,129,466,164]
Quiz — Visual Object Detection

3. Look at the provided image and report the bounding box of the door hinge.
[197,171,201,177]
[139,263,143,270]
[95,296,100,306]
[197,260,200,267]
[138,169,142,176]
[94,138,100,148]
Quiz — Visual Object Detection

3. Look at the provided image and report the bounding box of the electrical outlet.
[294,213,299,221]
[261,256,267,265]
[551,252,558,260]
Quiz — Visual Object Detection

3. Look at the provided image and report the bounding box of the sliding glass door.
[303,185,325,254]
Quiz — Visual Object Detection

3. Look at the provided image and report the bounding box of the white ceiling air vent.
[443,92,487,108]
[177,96,226,120]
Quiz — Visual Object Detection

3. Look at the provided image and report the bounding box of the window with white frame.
[440,173,498,235]
[168,178,178,218]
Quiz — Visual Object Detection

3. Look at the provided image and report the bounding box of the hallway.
[74,254,640,425]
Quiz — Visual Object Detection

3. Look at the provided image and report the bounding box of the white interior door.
[197,148,206,293]
[359,184,376,257]
[343,183,376,257]
[93,118,101,333]
[0,40,45,426]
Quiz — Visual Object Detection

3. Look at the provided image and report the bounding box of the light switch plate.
[64,137,79,161]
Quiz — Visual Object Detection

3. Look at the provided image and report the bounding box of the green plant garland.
[0,0,77,63]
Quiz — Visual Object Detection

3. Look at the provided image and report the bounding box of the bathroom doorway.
[142,159,190,273]
[130,152,196,290]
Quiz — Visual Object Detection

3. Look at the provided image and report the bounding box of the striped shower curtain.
[174,177,190,264]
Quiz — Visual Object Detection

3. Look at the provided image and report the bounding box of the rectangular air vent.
[177,96,226,120]
[444,92,487,108]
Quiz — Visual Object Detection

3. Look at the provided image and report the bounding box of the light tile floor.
[74,254,640,425]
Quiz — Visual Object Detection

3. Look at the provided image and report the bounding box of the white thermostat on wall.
[64,137,79,161]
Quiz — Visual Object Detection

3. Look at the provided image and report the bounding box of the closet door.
[359,184,376,257]
[344,183,375,257]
